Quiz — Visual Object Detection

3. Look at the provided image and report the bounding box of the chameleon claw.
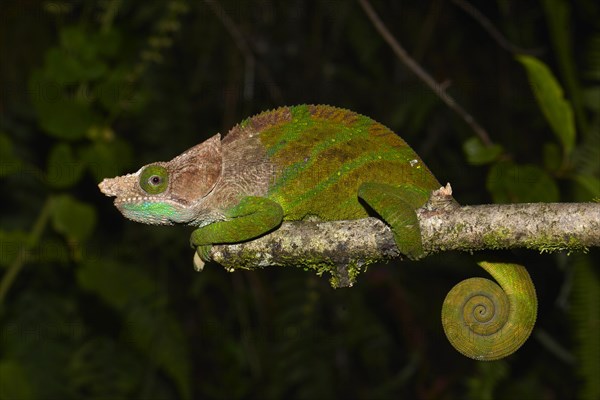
[193,251,205,272]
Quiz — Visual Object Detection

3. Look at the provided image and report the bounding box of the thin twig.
[0,198,53,305]
[204,0,283,103]
[451,0,545,56]
[357,0,493,146]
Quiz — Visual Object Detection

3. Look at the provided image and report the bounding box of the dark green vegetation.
[1,1,598,399]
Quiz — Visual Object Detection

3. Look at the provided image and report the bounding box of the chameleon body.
[99,104,537,360]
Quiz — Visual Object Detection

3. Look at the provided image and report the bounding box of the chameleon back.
[225,105,440,221]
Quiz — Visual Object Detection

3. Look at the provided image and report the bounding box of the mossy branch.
[203,188,600,288]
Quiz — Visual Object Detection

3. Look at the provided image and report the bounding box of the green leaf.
[29,72,100,140]
[92,29,121,58]
[0,134,22,177]
[574,175,600,199]
[1,293,84,398]
[124,306,192,400]
[582,86,600,112]
[35,238,70,265]
[51,195,96,242]
[80,139,132,182]
[463,137,503,165]
[67,337,142,398]
[570,256,600,400]
[44,48,107,84]
[0,360,34,400]
[77,259,159,310]
[543,142,562,172]
[487,162,560,203]
[95,68,132,113]
[516,55,576,155]
[46,144,84,188]
[59,26,96,62]
[0,232,69,268]
[77,259,192,400]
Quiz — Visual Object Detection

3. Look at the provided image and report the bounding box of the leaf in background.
[51,195,96,242]
[0,231,69,268]
[44,48,107,85]
[35,238,70,265]
[541,0,588,138]
[80,139,132,182]
[463,137,503,165]
[92,28,121,58]
[77,259,191,400]
[46,144,84,188]
[0,360,34,400]
[95,68,133,114]
[582,86,600,112]
[487,162,560,203]
[573,175,600,199]
[60,26,96,61]
[29,73,101,140]
[124,306,192,400]
[1,292,85,399]
[583,34,600,81]
[543,142,562,172]
[517,55,576,155]
[67,337,142,399]
[0,134,22,177]
[466,360,508,400]
[77,259,159,310]
[570,256,600,400]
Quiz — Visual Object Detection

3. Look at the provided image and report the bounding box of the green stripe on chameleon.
[286,149,426,200]
[441,261,537,361]
[267,133,410,196]
[266,108,386,162]
[262,105,314,157]
[123,201,178,219]
[272,152,435,220]
[267,121,426,189]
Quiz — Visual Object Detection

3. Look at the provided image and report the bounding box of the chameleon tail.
[441,261,537,360]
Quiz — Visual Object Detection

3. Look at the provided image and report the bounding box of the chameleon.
[98,104,537,360]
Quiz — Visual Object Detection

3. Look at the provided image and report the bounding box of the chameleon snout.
[98,178,118,197]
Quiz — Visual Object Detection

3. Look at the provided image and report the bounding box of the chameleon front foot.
[192,244,213,272]
[193,252,206,272]
[441,261,537,360]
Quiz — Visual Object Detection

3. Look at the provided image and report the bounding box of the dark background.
[1,1,599,399]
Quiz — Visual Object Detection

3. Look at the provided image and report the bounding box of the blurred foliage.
[1,0,599,399]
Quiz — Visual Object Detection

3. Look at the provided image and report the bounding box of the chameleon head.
[98,134,223,225]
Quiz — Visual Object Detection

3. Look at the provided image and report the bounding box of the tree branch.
[450,0,545,56]
[199,188,600,288]
[357,0,493,146]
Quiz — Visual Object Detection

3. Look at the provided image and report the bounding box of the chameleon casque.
[99,104,537,361]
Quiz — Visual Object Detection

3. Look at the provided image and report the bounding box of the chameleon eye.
[140,165,169,194]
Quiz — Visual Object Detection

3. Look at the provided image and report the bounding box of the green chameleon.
[99,104,537,360]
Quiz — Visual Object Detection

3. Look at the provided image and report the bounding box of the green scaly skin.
[98,104,537,360]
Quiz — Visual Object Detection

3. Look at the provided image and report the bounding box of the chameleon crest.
[99,104,537,361]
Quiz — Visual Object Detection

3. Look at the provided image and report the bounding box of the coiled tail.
[441,261,537,360]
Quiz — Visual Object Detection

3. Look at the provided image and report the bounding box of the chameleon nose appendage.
[98,173,138,198]
[98,178,118,197]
